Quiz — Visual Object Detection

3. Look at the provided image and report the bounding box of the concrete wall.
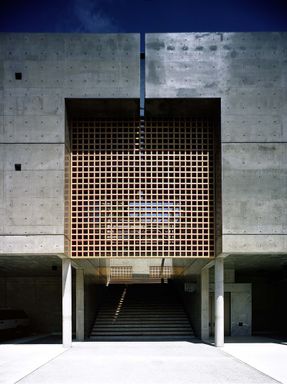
[174,277,202,337]
[0,33,140,255]
[210,283,252,336]
[231,290,251,336]
[0,276,61,333]
[1,32,286,257]
[178,267,252,337]
[237,271,287,336]
[146,32,287,255]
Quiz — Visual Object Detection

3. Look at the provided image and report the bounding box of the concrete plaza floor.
[223,337,287,384]
[0,337,286,384]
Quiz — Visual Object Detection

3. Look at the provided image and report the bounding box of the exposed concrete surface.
[223,337,287,384]
[0,276,61,334]
[1,32,286,256]
[209,282,252,336]
[0,341,281,384]
[0,33,140,255]
[145,32,287,255]
[0,344,66,384]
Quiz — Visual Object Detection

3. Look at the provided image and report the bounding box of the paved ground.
[0,338,284,384]
[0,343,66,384]
[223,337,287,384]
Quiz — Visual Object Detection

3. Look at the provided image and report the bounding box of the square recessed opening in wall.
[15,72,22,80]
[15,164,21,171]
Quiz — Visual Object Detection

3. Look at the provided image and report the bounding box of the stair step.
[93,325,190,329]
[97,313,186,316]
[89,284,194,340]
[96,314,187,317]
[97,311,188,314]
[96,316,188,320]
[95,318,190,321]
[90,336,197,341]
[99,308,182,311]
[90,331,194,336]
[94,321,190,325]
[92,330,192,334]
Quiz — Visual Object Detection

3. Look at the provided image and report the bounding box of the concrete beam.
[62,258,72,347]
[201,260,215,271]
[0,235,65,255]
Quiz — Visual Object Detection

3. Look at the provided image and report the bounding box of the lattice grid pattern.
[71,119,215,258]
[110,266,133,279]
[149,266,173,279]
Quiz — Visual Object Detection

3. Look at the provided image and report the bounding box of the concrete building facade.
[0,33,286,346]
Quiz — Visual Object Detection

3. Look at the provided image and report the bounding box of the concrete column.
[215,258,224,347]
[62,258,72,347]
[201,268,209,340]
[76,269,85,341]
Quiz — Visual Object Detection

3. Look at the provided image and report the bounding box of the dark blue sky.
[1,0,287,35]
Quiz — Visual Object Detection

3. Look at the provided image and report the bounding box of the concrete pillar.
[76,269,85,341]
[201,268,209,340]
[62,258,72,347]
[215,258,224,347]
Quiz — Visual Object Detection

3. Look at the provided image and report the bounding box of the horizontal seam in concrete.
[1,142,286,145]
[2,171,64,172]
[2,115,64,118]
[2,117,64,120]
[0,142,65,145]
[223,233,287,235]
[0,234,64,236]
[222,142,287,144]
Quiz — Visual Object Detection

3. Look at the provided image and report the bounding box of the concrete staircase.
[90,284,195,341]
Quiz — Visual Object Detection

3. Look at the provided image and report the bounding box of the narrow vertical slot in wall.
[140,36,145,162]
[140,33,145,119]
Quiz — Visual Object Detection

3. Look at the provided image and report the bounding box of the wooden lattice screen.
[70,119,215,258]
[110,266,133,279]
[149,266,173,279]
